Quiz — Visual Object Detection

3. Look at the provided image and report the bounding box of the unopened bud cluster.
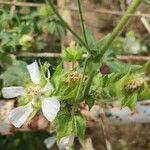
[66,72,82,83]
[125,77,144,92]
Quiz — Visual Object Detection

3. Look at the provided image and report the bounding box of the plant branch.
[83,70,95,98]
[82,0,143,98]
[77,0,88,45]
[46,0,92,55]
[99,0,142,59]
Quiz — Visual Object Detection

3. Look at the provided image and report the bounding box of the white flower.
[58,134,75,150]
[44,136,56,149]
[2,61,60,128]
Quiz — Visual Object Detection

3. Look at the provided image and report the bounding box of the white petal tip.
[2,86,25,99]
[27,61,40,84]
[42,97,60,122]
[8,104,33,128]
[44,136,56,149]
[59,134,75,150]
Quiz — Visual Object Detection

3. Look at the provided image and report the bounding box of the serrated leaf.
[73,115,86,146]
[86,97,95,109]
[56,109,74,141]
[106,59,141,74]
[85,28,98,52]
[121,93,138,109]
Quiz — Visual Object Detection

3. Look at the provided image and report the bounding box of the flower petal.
[42,97,60,122]
[44,136,56,149]
[27,61,40,84]
[58,134,75,150]
[40,82,54,93]
[8,103,33,128]
[2,86,25,99]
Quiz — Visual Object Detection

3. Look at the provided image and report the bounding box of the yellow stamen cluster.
[66,72,82,83]
[26,85,40,97]
[125,77,144,92]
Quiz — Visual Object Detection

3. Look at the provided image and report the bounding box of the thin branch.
[0,1,43,7]
[77,0,88,44]
[100,0,143,59]
[140,16,150,34]
[47,0,92,55]
[15,52,150,63]
[16,52,61,58]
[117,55,150,62]
[9,0,16,17]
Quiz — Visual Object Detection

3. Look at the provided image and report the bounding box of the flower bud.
[125,77,144,92]
[66,72,82,83]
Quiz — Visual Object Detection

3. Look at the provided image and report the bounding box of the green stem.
[100,0,142,59]
[47,0,92,54]
[75,57,89,100]
[83,0,142,97]
[83,70,95,97]
[77,0,88,44]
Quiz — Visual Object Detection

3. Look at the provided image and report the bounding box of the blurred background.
[0,0,150,149]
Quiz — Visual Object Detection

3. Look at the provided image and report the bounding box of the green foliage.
[73,115,86,146]
[0,0,148,149]
[39,62,51,88]
[62,45,83,62]
[56,109,74,141]
[0,54,13,71]
[0,4,66,53]
[42,16,67,39]
[1,61,30,87]
[38,5,54,18]
[56,109,86,146]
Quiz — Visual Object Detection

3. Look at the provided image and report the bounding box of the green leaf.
[114,73,130,99]
[52,63,63,78]
[59,87,77,103]
[86,97,95,109]
[139,82,150,100]
[0,54,13,70]
[51,63,66,91]
[56,109,74,141]
[62,46,82,62]
[121,93,138,109]
[1,61,30,87]
[39,62,51,88]
[85,28,98,53]
[106,59,141,74]
[73,115,86,146]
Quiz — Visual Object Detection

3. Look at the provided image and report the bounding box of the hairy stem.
[99,0,142,59]
[83,0,142,97]
[83,70,95,97]
[47,0,92,54]
[77,0,88,44]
